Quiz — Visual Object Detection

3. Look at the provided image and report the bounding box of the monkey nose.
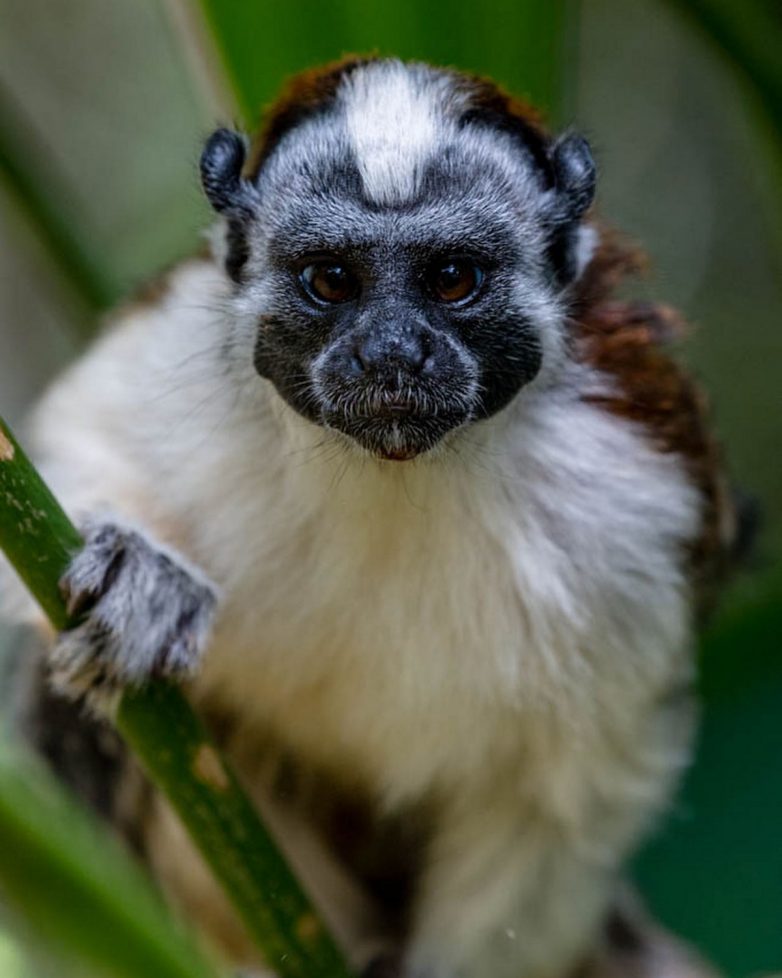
[352,329,431,382]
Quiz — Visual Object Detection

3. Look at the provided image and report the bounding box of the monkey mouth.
[322,405,470,460]
[309,374,477,460]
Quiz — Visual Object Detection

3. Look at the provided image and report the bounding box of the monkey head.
[200,59,596,460]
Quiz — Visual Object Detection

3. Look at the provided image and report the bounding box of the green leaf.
[195,0,576,127]
[633,566,782,975]
[0,926,30,978]
[0,741,221,978]
[634,597,782,975]
[663,0,782,139]
[0,83,119,322]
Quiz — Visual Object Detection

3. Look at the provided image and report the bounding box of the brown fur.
[456,74,547,132]
[570,234,735,612]
[452,70,556,181]
[246,56,374,178]
[246,56,553,184]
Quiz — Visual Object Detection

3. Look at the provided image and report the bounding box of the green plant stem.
[0,416,353,978]
[0,422,82,630]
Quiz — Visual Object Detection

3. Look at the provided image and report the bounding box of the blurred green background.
[0,1,780,976]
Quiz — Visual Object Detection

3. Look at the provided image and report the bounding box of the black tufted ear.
[549,133,596,224]
[200,129,259,283]
[200,128,257,217]
[543,133,597,285]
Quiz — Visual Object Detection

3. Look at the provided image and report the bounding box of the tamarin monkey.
[3,58,743,978]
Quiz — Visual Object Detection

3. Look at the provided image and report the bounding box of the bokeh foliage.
[0,1,780,975]
[199,0,573,124]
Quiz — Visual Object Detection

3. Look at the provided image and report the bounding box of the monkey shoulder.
[572,296,740,615]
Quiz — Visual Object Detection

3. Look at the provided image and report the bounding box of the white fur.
[342,62,443,205]
[5,257,701,977]
[574,224,599,279]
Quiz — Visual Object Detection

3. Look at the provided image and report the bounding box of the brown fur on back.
[571,234,737,612]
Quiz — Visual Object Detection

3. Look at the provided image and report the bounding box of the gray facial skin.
[200,66,594,460]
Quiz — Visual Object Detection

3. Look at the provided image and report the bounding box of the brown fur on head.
[247,56,375,176]
[247,56,564,199]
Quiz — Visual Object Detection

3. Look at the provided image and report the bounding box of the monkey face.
[251,177,549,460]
[201,61,595,460]
[292,248,485,462]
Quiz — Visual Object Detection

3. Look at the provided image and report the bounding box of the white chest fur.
[187,382,700,808]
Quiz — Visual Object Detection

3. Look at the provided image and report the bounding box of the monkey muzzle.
[311,325,479,460]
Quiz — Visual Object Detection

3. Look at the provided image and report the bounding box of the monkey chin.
[376,444,423,462]
[324,413,460,462]
[360,420,461,462]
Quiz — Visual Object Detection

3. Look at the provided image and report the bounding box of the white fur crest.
[341,61,443,205]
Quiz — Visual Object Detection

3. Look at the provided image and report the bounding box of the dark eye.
[428,258,484,304]
[300,262,358,304]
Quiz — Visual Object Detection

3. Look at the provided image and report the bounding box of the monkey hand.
[50,519,218,702]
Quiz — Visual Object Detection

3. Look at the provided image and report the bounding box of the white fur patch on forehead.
[340,62,442,205]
